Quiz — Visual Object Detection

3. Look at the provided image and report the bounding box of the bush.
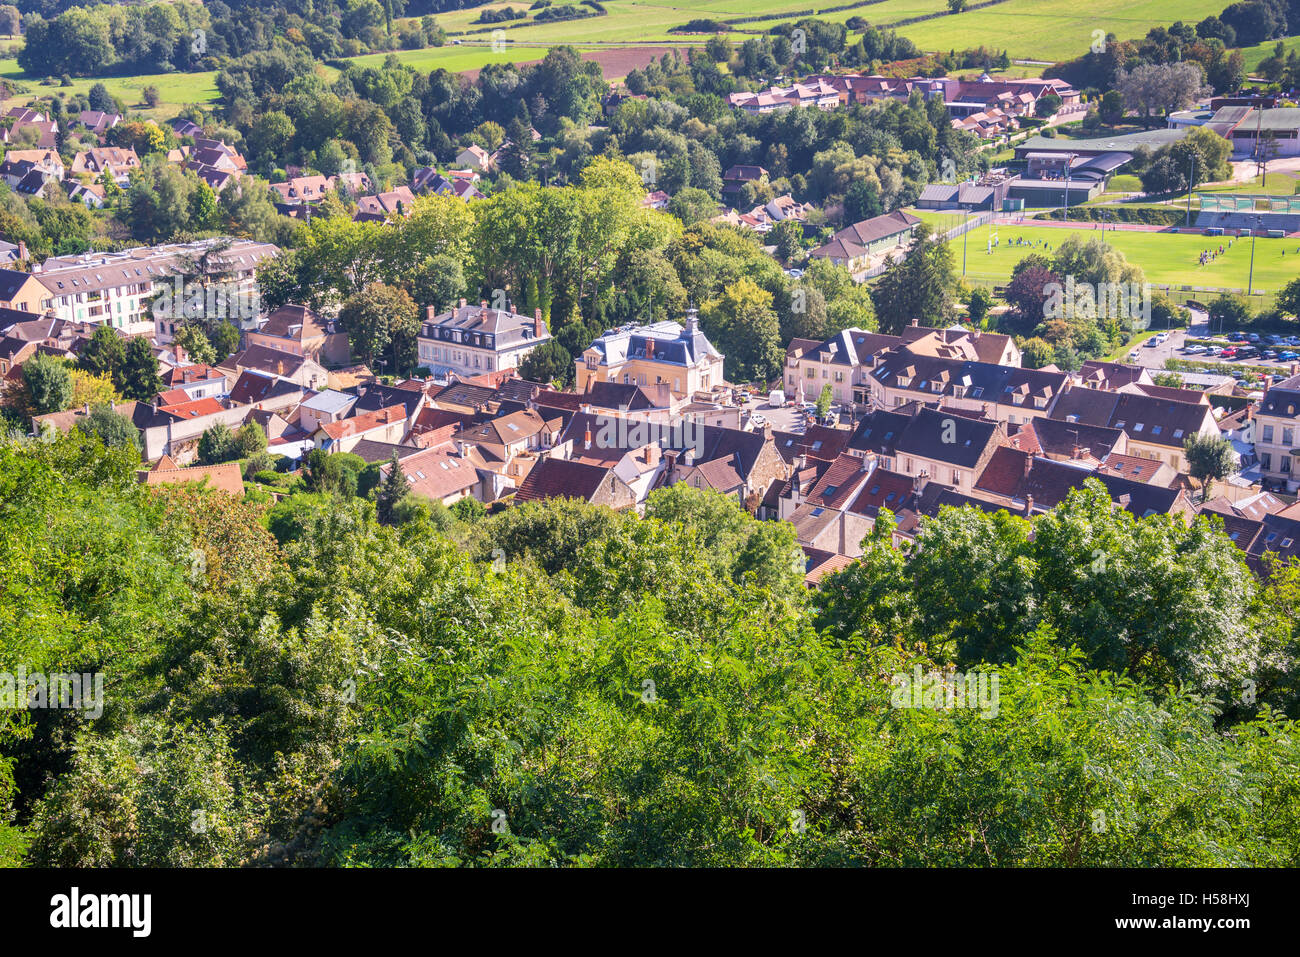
[1209,293,1252,330]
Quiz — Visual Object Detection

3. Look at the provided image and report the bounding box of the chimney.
[646,338,655,359]
[17,240,27,261]
[685,307,699,336]
[913,468,929,496]
[173,343,187,363]
[427,305,437,320]
[459,298,467,309]
[663,448,679,482]
[682,447,696,466]
[1023,454,1033,479]
[793,453,807,472]
[910,317,919,327]
[1024,494,1034,516]
[644,443,660,467]
[534,308,545,339]
[584,427,592,451]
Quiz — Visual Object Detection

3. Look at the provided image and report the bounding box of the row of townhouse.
[726,73,1080,137]
[0,238,279,337]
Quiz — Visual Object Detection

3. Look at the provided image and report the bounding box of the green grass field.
[893,0,1228,62]
[935,218,1300,294]
[421,0,1231,60]
[1240,33,1300,73]
[0,57,219,117]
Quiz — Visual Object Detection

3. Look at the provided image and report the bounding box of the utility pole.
[1062,153,1076,220]
[1248,215,1260,296]
[1185,151,1194,229]
[962,203,969,276]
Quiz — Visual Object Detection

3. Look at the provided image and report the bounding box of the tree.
[966,287,992,325]
[518,338,573,386]
[1116,62,1204,127]
[233,421,267,458]
[700,280,783,383]
[174,323,217,365]
[1035,93,1062,118]
[0,5,18,36]
[21,353,74,415]
[1209,293,1251,332]
[375,452,411,525]
[1278,277,1300,318]
[1184,433,1238,501]
[79,325,126,380]
[815,383,834,418]
[143,85,162,108]
[198,423,239,465]
[1098,90,1125,127]
[70,369,119,410]
[337,282,419,373]
[771,218,805,265]
[76,404,141,454]
[117,337,163,401]
[871,224,957,334]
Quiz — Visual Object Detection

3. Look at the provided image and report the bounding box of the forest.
[2,429,1299,866]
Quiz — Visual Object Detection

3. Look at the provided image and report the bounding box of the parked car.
[1280,351,1299,361]
[1220,347,1238,358]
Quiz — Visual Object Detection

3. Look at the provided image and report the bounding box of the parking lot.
[740,388,854,435]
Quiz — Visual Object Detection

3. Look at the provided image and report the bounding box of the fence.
[855,211,995,281]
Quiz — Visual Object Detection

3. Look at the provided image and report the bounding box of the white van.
[769,389,786,408]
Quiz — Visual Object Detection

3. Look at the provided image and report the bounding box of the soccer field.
[934,219,1300,295]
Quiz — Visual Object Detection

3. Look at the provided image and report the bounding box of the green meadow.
[893,0,1229,62]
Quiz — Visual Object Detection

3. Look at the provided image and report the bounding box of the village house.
[1253,373,1300,491]
[70,147,141,186]
[246,304,351,366]
[808,210,922,273]
[1048,388,1221,473]
[577,310,725,400]
[418,300,552,381]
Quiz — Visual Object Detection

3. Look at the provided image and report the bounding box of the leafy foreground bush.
[2,433,1298,867]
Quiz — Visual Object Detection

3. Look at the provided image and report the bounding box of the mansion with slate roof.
[417,299,552,381]
[577,309,726,399]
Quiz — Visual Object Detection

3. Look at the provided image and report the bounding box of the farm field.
[420,0,1226,60]
[892,0,1228,62]
[937,219,1300,293]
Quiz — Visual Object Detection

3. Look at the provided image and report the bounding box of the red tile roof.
[318,404,407,440]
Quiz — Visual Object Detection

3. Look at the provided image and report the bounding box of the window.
[1172,429,1183,439]
[1263,453,1273,470]
[1133,422,1144,432]
[1264,425,1275,442]
[1151,425,1161,436]
[1286,428,1294,447]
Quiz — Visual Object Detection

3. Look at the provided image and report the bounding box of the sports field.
[931,217,1300,294]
